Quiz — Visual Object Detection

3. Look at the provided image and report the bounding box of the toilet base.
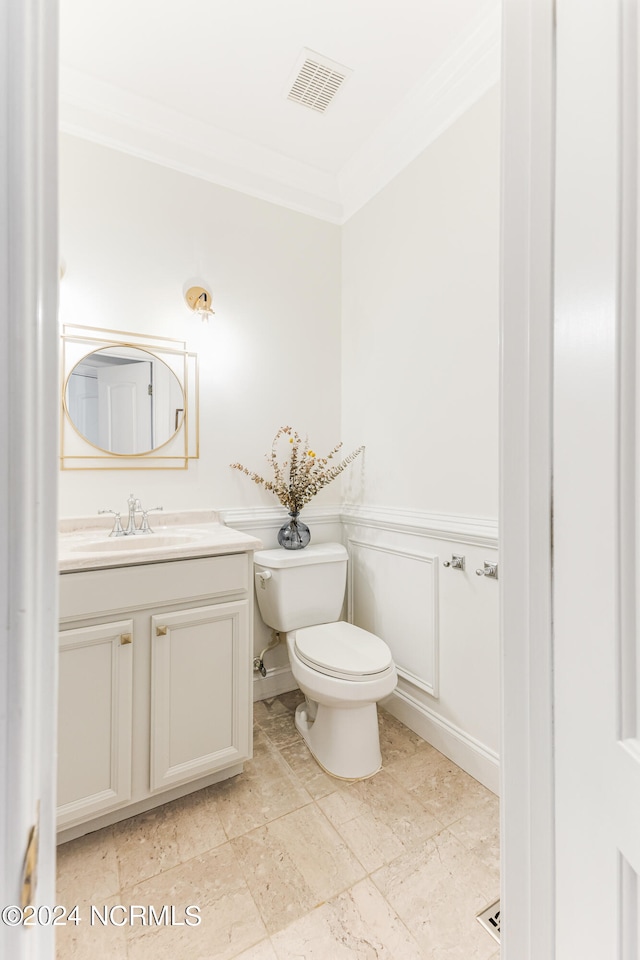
[294,700,382,780]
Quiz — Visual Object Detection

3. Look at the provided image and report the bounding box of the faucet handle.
[98,509,125,537]
[138,506,163,534]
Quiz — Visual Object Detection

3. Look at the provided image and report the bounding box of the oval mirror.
[64,346,185,455]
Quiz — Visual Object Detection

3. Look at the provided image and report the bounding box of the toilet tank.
[253,542,348,633]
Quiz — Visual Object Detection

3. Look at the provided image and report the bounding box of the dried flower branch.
[230,426,364,514]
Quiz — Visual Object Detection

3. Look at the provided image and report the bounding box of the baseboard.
[57,763,245,843]
[253,665,298,701]
[383,686,500,795]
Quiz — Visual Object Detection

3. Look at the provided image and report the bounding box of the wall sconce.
[184,284,214,322]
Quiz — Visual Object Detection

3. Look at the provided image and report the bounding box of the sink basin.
[58,511,263,572]
[71,533,202,552]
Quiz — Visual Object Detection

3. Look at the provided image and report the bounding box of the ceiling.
[59,0,501,223]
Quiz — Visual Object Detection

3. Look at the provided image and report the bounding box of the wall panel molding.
[341,503,498,547]
[223,502,498,548]
[347,537,439,698]
[221,504,342,533]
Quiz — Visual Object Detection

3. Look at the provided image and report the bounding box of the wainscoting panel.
[342,505,499,793]
[347,538,439,698]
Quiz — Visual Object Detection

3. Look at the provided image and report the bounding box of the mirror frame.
[60,324,199,470]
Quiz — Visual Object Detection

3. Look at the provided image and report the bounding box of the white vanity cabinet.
[57,551,253,839]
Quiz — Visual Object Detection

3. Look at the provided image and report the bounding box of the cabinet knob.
[120,633,132,645]
[156,625,167,637]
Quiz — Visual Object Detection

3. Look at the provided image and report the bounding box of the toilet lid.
[294,621,392,679]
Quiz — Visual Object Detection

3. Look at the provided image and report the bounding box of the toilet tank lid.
[253,542,347,568]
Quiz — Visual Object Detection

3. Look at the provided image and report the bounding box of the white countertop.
[59,510,262,572]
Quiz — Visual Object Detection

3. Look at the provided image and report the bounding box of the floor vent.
[286,49,352,113]
[476,899,500,943]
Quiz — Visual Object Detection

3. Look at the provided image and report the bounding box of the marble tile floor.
[56,690,500,960]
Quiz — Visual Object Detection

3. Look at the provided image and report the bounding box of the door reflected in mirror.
[65,346,184,455]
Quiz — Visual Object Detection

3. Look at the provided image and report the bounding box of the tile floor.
[56,690,500,960]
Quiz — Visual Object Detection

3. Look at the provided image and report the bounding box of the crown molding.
[338,1,501,221]
[59,1,501,224]
[59,67,344,224]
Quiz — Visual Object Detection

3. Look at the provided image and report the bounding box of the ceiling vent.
[286,49,352,114]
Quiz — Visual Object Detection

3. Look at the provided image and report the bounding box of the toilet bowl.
[253,543,397,780]
[287,621,397,779]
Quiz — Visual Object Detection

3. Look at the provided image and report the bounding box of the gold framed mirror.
[61,325,198,470]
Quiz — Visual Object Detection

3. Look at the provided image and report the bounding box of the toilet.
[253,542,397,779]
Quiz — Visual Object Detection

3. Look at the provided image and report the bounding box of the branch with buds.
[230,426,364,514]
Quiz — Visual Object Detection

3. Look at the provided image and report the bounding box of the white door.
[66,371,99,442]
[553,0,640,955]
[97,359,153,454]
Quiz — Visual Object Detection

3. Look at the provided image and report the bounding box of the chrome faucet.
[124,494,140,536]
[99,495,163,536]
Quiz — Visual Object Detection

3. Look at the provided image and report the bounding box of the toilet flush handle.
[256,570,272,589]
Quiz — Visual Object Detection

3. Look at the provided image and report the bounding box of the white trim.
[59,66,344,225]
[221,504,342,532]
[341,503,498,547]
[58,3,501,224]
[500,0,556,957]
[339,0,502,221]
[0,1,59,956]
[384,686,500,795]
[223,502,498,546]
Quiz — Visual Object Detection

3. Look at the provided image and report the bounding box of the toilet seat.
[293,621,393,682]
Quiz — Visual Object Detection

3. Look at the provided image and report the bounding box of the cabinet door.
[57,620,133,828]
[150,600,250,792]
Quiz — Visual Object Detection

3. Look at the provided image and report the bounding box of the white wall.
[58,134,342,518]
[341,86,500,518]
[341,86,501,790]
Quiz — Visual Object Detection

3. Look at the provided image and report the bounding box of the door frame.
[500,1,556,957]
[0,1,59,958]
[0,0,560,957]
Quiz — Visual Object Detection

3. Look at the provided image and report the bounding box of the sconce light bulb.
[185,284,214,322]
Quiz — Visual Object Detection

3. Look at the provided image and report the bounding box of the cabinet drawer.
[59,553,250,621]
